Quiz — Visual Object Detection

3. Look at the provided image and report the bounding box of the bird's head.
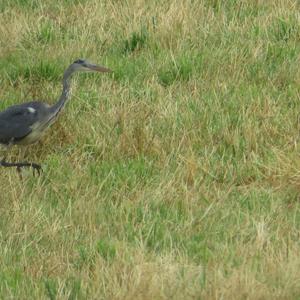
[71,59,111,73]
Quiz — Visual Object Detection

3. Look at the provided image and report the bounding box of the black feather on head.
[73,59,85,64]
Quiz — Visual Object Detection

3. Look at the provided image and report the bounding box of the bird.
[0,59,111,174]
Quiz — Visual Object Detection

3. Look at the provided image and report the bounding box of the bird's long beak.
[86,63,112,73]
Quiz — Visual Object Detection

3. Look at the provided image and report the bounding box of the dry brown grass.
[1,0,300,299]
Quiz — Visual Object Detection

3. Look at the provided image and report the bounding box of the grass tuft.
[158,54,199,86]
[44,279,57,300]
[96,239,117,262]
[122,27,148,55]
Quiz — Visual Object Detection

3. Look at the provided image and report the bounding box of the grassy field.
[0,0,300,298]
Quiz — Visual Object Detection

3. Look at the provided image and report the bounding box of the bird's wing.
[0,103,39,144]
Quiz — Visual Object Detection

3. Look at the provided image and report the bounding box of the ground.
[0,0,300,299]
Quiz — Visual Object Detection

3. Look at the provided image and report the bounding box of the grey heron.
[0,59,111,174]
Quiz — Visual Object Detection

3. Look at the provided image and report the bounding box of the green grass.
[1,0,300,299]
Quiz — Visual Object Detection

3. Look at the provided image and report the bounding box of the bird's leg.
[0,147,42,175]
[0,159,42,175]
[19,147,42,175]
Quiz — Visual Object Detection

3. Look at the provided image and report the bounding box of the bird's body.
[0,101,51,145]
[0,59,111,173]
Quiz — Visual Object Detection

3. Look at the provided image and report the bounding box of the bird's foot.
[17,162,42,176]
[0,159,42,176]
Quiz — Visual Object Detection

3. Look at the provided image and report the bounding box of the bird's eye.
[73,59,84,64]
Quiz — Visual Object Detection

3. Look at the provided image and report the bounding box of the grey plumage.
[0,101,50,145]
[0,59,111,173]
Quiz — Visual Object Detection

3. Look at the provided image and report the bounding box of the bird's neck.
[50,68,73,116]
